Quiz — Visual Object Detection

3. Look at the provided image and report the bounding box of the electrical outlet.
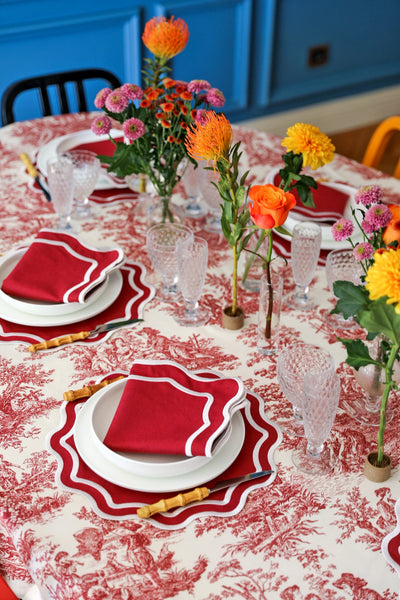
[308,44,329,67]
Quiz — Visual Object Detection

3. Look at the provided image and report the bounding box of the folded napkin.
[271,171,350,224]
[1,229,125,304]
[103,360,247,458]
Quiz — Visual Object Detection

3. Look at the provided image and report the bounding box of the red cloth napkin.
[272,172,350,223]
[103,360,246,457]
[1,229,124,304]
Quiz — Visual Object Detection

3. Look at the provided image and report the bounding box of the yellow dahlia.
[281,123,335,170]
[365,248,400,313]
[185,111,232,164]
[142,16,189,60]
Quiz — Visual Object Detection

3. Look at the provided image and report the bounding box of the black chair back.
[1,68,121,126]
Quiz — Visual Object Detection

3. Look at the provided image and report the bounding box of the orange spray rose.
[249,184,296,230]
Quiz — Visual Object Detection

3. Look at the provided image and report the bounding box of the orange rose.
[249,184,296,230]
[383,204,400,246]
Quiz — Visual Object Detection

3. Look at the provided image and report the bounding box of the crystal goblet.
[292,368,341,475]
[325,248,362,327]
[349,335,396,426]
[181,160,207,219]
[146,223,194,302]
[276,342,335,437]
[174,236,210,326]
[198,167,222,233]
[66,150,101,220]
[46,156,75,231]
[286,221,321,310]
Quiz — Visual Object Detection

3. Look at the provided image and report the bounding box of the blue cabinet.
[1,0,399,125]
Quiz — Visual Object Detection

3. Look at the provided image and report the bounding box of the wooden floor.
[329,122,400,177]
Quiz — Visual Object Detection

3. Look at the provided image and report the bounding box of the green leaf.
[359,297,400,345]
[337,337,381,370]
[332,281,370,320]
[275,225,292,237]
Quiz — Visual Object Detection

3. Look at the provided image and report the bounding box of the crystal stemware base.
[173,303,210,326]
[347,397,394,426]
[292,442,335,475]
[286,286,316,311]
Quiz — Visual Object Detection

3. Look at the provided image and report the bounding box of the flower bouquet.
[331,185,400,478]
[185,111,252,327]
[91,16,225,222]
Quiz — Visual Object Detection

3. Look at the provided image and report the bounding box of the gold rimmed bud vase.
[257,272,283,355]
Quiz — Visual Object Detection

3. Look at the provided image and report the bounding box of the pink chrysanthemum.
[187,79,211,93]
[94,87,112,109]
[91,115,112,136]
[354,185,383,206]
[364,204,392,229]
[353,242,374,261]
[120,83,144,101]
[105,91,129,113]
[122,117,145,142]
[194,109,209,125]
[361,218,376,235]
[206,88,225,107]
[332,218,354,241]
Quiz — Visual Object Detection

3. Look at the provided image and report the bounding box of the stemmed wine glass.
[46,156,75,231]
[292,368,341,475]
[174,236,210,326]
[276,342,335,437]
[286,222,321,310]
[198,166,222,233]
[146,223,194,302]
[325,248,362,327]
[66,150,101,220]
[181,160,207,219]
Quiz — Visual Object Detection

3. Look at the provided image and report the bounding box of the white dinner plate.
[0,267,123,327]
[265,168,362,250]
[36,129,124,189]
[74,386,245,493]
[0,248,109,317]
[89,378,224,478]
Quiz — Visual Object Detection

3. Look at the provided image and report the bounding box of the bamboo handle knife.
[63,375,126,402]
[29,332,90,353]
[137,487,210,518]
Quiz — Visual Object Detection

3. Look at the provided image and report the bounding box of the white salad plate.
[36,129,124,189]
[0,265,123,327]
[0,248,109,317]
[74,380,245,493]
[265,168,362,250]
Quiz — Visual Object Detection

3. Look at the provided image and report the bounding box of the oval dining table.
[1,112,400,600]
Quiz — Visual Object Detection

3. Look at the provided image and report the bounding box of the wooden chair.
[1,68,121,126]
[362,115,400,178]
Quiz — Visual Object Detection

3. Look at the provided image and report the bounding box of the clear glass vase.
[257,272,283,355]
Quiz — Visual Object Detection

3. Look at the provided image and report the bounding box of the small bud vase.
[257,272,283,355]
[222,306,245,330]
[364,451,392,482]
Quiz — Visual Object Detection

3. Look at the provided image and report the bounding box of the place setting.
[33,128,141,208]
[0,228,154,348]
[47,358,282,529]
[264,167,362,265]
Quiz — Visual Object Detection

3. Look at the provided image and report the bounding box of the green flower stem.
[264,229,273,339]
[377,342,399,464]
[227,169,239,316]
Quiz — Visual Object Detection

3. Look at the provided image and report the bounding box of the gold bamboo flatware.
[20,152,51,202]
[137,470,274,518]
[28,318,143,353]
[63,375,126,402]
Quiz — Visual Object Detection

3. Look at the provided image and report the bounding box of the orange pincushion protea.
[185,111,232,164]
[142,16,189,60]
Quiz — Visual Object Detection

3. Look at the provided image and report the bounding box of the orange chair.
[362,116,400,179]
